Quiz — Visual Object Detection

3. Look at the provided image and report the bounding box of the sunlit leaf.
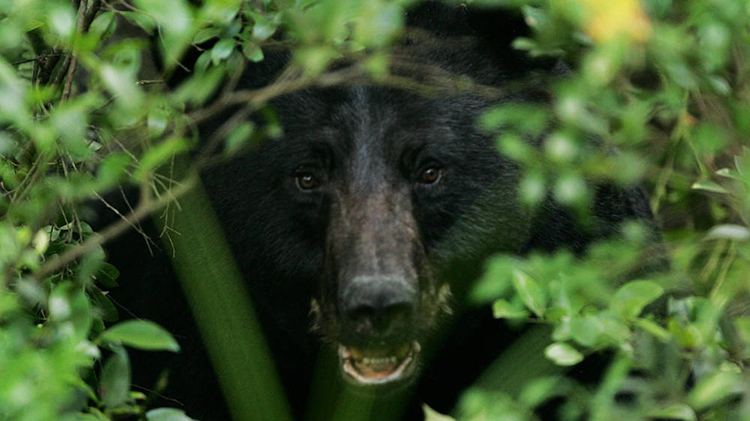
[544,342,584,366]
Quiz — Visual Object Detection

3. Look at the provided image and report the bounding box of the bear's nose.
[341,276,417,338]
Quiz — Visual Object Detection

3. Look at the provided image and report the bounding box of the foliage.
[468,0,750,420]
[0,0,747,420]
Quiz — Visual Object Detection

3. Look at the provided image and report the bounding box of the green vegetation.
[0,0,748,420]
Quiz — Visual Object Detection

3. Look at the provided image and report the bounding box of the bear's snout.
[340,275,418,342]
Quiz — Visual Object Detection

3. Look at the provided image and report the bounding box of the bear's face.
[248,85,530,388]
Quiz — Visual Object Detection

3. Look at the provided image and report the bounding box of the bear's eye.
[419,167,441,185]
[295,172,320,191]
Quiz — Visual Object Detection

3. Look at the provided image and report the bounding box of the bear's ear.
[405,1,474,37]
[406,0,528,40]
[406,1,556,75]
[406,0,530,41]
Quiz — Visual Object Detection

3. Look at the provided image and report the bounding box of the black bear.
[100,2,659,420]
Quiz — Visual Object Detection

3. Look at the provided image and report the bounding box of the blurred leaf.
[570,314,605,347]
[648,403,697,420]
[96,153,132,190]
[225,121,256,155]
[715,168,743,180]
[544,343,584,366]
[518,377,566,408]
[193,27,221,44]
[146,408,197,421]
[470,255,515,304]
[634,318,670,341]
[98,320,180,352]
[242,42,265,62]
[133,0,194,66]
[295,46,338,77]
[133,137,190,182]
[100,346,131,409]
[553,173,587,206]
[492,299,530,319]
[512,269,546,317]
[49,282,92,341]
[611,281,664,319]
[251,16,277,42]
[479,104,550,136]
[211,38,235,65]
[687,371,743,411]
[704,224,750,242]
[691,180,729,194]
[736,147,750,176]
[735,317,750,345]
[422,404,456,421]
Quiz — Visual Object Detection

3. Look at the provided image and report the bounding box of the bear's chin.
[338,341,421,389]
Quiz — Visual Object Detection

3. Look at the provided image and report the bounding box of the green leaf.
[735,147,750,175]
[211,38,236,65]
[668,319,704,349]
[133,0,194,65]
[49,282,93,340]
[715,168,743,180]
[251,16,277,42]
[295,46,337,77]
[691,180,729,194]
[479,104,550,136]
[492,299,530,319]
[570,314,605,347]
[100,347,131,408]
[635,318,670,341]
[688,371,743,411]
[120,11,157,34]
[422,405,456,421]
[90,288,119,323]
[133,137,190,182]
[544,343,583,366]
[146,408,196,421]
[193,27,221,44]
[648,403,696,420]
[96,153,132,189]
[611,280,664,319]
[242,42,264,62]
[735,317,750,345]
[470,255,515,304]
[704,224,750,242]
[512,269,546,317]
[95,263,121,288]
[225,121,256,155]
[519,377,566,408]
[98,320,180,352]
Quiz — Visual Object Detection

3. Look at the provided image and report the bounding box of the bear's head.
[261,82,532,389]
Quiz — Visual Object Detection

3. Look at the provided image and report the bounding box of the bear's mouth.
[338,341,420,385]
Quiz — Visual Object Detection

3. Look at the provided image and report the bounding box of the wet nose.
[341,276,417,337]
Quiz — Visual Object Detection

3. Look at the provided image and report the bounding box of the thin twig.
[36,172,199,279]
[187,66,362,124]
[61,0,89,103]
[83,0,103,30]
[11,53,66,66]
